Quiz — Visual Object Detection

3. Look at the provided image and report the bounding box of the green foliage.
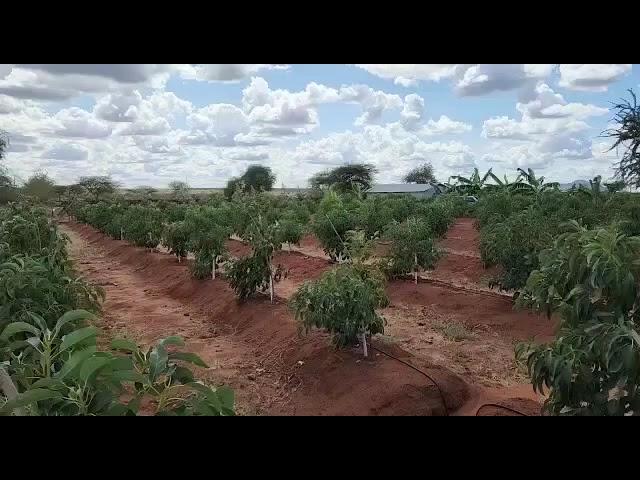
[290,264,388,348]
[162,221,190,261]
[603,89,640,188]
[0,311,234,416]
[516,222,640,415]
[227,213,282,301]
[403,162,437,184]
[168,180,190,200]
[480,205,555,290]
[240,165,276,192]
[310,163,377,193]
[382,217,438,279]
[122,205,165,248]
[226,254,273,302]
[312,191,358,261]
[184,206,231,278]
[78,176,118,200]
[0,203,103,331]
[277,213,304,247]
[22,171,56,203]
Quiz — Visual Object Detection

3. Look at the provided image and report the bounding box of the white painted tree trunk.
[360,332,368,357]
[414,252,418,285]
[0,366,24,416]
[212,257,216,280]
[120,228,124,241]
[269,272,274,303]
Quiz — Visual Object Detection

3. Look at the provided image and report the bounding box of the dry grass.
[432,319,475,342]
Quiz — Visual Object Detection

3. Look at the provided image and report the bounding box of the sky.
[0,64,637,188]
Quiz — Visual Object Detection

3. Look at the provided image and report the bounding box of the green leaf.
[0,389,63,415]
[149,344,168,382]
[79,356,113,383]
[1,322,40,341]
[168,351,208,368]
[159,336,185,347]
[57,346,97,380]
[26,312,48,332]
[112,370,147,384]
[60,326,98,353]
[54,309,93,334]
[172,366,194,384]
[111,338,139,353]
[216,386,235,409]
[30,378,65,390]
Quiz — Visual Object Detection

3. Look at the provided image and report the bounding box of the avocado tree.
[290,264,387,357]
[0,310,235,416]
[516,221,640,415]
[184,207,231,279]
[383,217,439,283]
[162,221,191,263]
[277,211,304,251]
[226,213,283,303]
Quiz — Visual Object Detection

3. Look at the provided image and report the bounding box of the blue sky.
[0,64,637,187]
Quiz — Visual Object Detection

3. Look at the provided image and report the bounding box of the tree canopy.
[168,180,190,199]
[604,89,640,187]
[310,164,377,193]
[22,171,56,202]
[403,163,436,184]
[78,176,118,200]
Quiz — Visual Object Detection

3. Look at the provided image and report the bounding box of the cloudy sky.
[0,64,637,188]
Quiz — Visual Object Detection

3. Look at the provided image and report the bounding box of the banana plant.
[512,168,559,195]
[450,168,496,195]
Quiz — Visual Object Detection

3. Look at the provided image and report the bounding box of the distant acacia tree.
[604,89,640,187]
[224,165,275,199]
[310,164,377,193]
[240,165,276,192]
[168,180,190,199]
[78,176,118,200]
[133,185,157,199]
[22,170,56,202]
[403,163,436,184]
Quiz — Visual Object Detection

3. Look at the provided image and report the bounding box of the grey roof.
[368,183,436,193]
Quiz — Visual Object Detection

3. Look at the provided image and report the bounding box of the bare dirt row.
[62,217,554,415]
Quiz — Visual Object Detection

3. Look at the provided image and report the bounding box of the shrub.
[290,264,388,356]
[382,217,439,281]
[162,221,190,262]
[0,311,234,416]
[516,221,640,415]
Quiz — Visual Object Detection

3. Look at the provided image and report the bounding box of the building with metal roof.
[367,183,442,198]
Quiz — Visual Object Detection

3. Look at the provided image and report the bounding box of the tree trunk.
[360,332,368,357]
[120,228,124,241]
[0,366,25,416]
[269,272,274,304]
[212,257,216,280]
[414,252,418,285]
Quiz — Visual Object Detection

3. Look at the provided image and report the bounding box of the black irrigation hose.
[369,344,449,417]
[475,403,530,417]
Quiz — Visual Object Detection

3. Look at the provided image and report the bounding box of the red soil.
[65,214,553,416]
[64,222,468,416]
[386,280,553,343]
